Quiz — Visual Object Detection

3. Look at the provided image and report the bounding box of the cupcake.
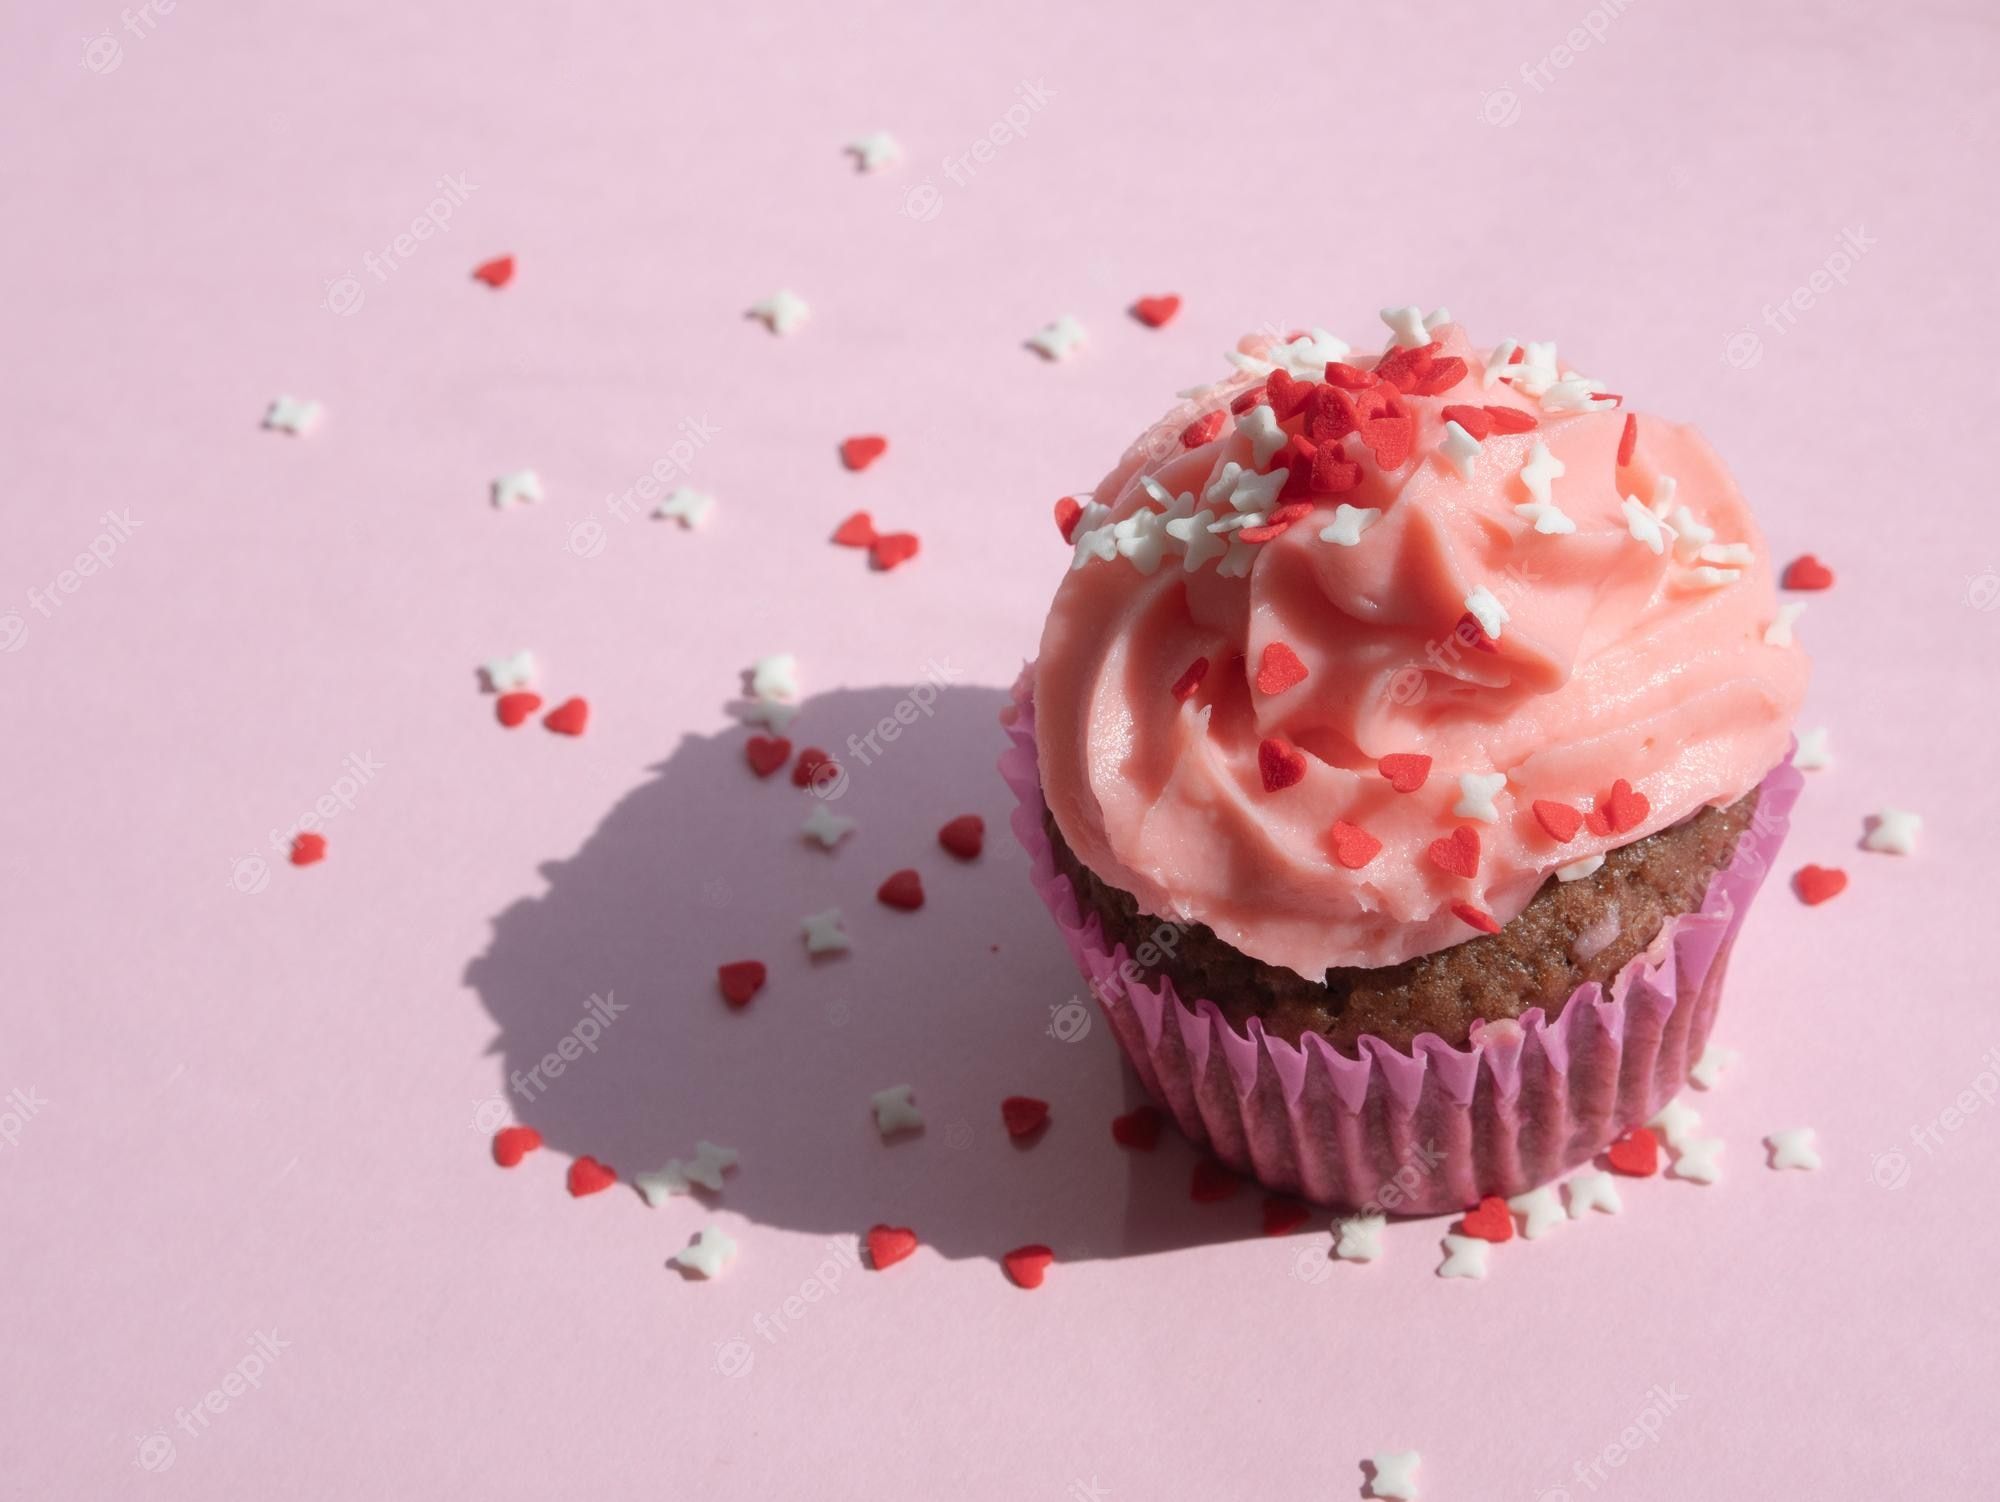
[1005,308,1808,1212]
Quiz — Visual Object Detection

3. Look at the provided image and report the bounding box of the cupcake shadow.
[464,681,1288,1269]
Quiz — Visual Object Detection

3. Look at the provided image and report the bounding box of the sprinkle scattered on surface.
[802,907,850,956]
[748,289,810,334]
[865,1224,918,1270]
[716,961,767,1008]
[1131,294,1181,328]
[1793,864,1848,905]
[1436,1233,1490,1280]
[1862,807,1921,856]
[1028,314,1087,361]
[1766,1127,1822,1171]
[289,832,326,866]
[263,395,322,436]
[870,1084,923,1137]
[1335,1214,1386,1262]
[669,1226,737,1279]
[1606,1126,1660,1176]
[491,469,542,510]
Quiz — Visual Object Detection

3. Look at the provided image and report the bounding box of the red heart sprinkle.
[1428,826,1481,879]
[566,1156,617,1196]
[831,511,877,547]
[1323,362,1378,390]
[1180,410,1226,447]
[1311,440,1363,494]
[839,435,888,471]
[877,868,925,910]
[1054,497,1084,542]
[1305,385,1356,444]
[1379,753,1432,793]
[1794,864,1848,905]
[1002,1243,1055,1288]
[1617,412,1638,466]
[1259,738,1307,792]
[793,748,839,791]
[717,960,767,1008]
[866,1224,919,1270]
[1256,641,1308,695]
[1327,820,1382,870]
[1170,657,1209,702]
[1132,294,1181,328]
[543,697,589,736]
[1262,1197,1311,1236]
[1230,386,1268,415]
[1782,554,1835,590]
[1439,404,1494,440]
[1460,1194,1514,1242]
[496,691,542,728]
[870,532,920,571]
[471,255,515,288]
[1001,1096,1050,1139]
[1111,1106,1164,1150]
[492,1125,541,1167]
[1411,355,1468,396]
[1606,1127,1659,1177]
[1451,901,1501,934]
[1190,1159,1240,1202]
[938,814,984,860]
[1484,404,1538,434]
[290,832,326,866]
[744,736,792,777]
[1373,342,1435,393]
[1602,778,1650,835]
[1359,414,1414,470]
[1265,368,1313,421]
[1532,800,1583,842]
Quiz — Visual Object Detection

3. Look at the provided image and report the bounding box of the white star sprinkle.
[1319,504,1381,547]
[1650,474,1678,516]
[1483,340,1520,388]
[845,130,902,172]
[1622,497,1674,555]
[732,697,798,733]
[1207,511,1264,534]
[1700,542,1754,567]
[1684,565,1741,590]
[1766,1127,1821,1171]
[1334,1213,1386,1262]
[1165,509,1228,571]
[1668,505,1714,563]
[637,1141,741,1205]
[1518,440,1565,508]
[749,289,809,334]
[1564,1169,1623,1217]
[1464,585,1509,640]
[1793,727,1832,770]
[1670,1137,1724,1185]
[1113,509,1169,574]
[670,1226,737,1279]
[1227,465,1287,512]
[1274,327,1351,375]
[1508,341,1560,397]
[491,469,543,510]
[1216,536,1258,578]
[801,908,849,956]
[1764,602,1806,647]
[1379,305,1431,349]
[1863,807,1922,856]
[481,649,536,692]
[1438,420,1482,481]
[262,395,322,435]
[1369,1450,1423,1500]
[750,652,799,703]
[1454,771,1508,823]
[1437,1233,1490,1280]
[1508,1185,1565,1239]
[1540,375,1607,412]
[1202,461,1244,508]
[1069,523,1117,571]
[1648,1097,1703,1149]
[1556,854,1604,882]
[654,487,716,529]
[1689,1042,1739,1091]
[801,803,857,850]
[870,1084,923,1137]
[1515,499,1577,535]
[1028,314,1087,362]
[1237,404,1287,467]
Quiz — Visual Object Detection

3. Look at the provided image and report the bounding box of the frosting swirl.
[1034,314,1808,975]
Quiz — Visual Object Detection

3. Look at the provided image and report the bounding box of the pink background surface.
[5,1,1997,1496]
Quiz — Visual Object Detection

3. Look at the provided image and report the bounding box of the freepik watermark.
[1292,1138,1448,1284]
[266,751,387,855]
[563,419,724,558]
[1535,1383,1689,1498]
[1383,560,1542,706]
[1873,1043,2000,1189]
[1481,0,1640,126]
[81,1,174,76]
[1,509,144,654]
[132,1329,292,1475]
[1723,225,1877,369]
[795,658,966,799]
[715,1235,867,1376]
[0,1087,49,1152]
[900,81,1056,222]
[508,992,626,1102]
[321,174,480,316]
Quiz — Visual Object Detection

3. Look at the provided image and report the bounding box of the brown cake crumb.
[1047,791,1758,1055]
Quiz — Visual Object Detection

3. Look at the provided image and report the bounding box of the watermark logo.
[508,992,626,1102]
[1964,567,2000,612]
[132,1432,175,1473]
[1869,1150,1911,1191]
[713,1337,755,1378]
[1724,225,1877,368]
[1047,998,1092,1043]
[322,274,365,318]
[1480,88,1522,127]
[84,2,176,77]
[903,81,1055,221]
[0,1087,50,1151]
[227,855,271,897]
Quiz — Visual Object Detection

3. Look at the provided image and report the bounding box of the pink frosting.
[1034,318,1809,975]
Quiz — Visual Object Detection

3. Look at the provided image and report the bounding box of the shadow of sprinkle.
[464,681,1281,1270]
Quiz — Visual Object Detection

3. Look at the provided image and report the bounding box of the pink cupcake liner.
[1002,668,1803,1214]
